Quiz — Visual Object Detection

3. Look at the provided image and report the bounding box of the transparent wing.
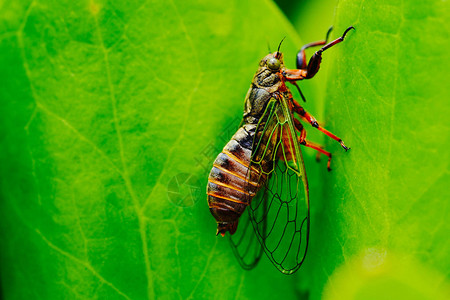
[247,95,310,274]
[228,191,267,270]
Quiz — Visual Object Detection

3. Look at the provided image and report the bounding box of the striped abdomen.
[207,124,266,235]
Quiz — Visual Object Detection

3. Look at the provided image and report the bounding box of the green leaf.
[1,0,449,299]
[300,0,450,299]
[0,0,306,299]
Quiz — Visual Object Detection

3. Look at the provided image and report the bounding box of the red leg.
[296,27,333,69]
[284,26,354,81]
[293,118,306,142]
[284,69,307,81]
[302,141,333,171]
[286,29,331,97]
[292,98,350,151]
[293,118,333,171]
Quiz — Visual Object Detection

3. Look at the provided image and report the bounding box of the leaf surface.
[1,0,449,299]
[299,0,450,299]
[0,0,308,299]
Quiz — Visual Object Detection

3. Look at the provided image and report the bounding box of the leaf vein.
[93,9,154,299]
[35,102,124,176]
[35,229,131,300]
[141,72,203,212]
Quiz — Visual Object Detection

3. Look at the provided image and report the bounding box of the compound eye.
[267,57,281,71]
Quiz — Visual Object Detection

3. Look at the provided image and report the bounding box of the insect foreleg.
[296,27,333,69]
[292,98,350,151]
[303,26,354,79]
[284,26,354,81]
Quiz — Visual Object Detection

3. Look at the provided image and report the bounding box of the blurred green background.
[0,0,449,299]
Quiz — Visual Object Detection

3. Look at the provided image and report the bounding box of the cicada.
[207,27,354,274]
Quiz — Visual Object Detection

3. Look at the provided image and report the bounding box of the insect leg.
[292,99,350,151]
[296,27,333,69]
[293,118,306,142]
[302,141,333,171]
[303,26,354,79]
[294,118,333,171]
[284,26,354,81]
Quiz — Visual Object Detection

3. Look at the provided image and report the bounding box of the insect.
[207,26,354,274]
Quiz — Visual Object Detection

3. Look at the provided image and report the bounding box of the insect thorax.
[242,58,285,125]
[243,84,282,125]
